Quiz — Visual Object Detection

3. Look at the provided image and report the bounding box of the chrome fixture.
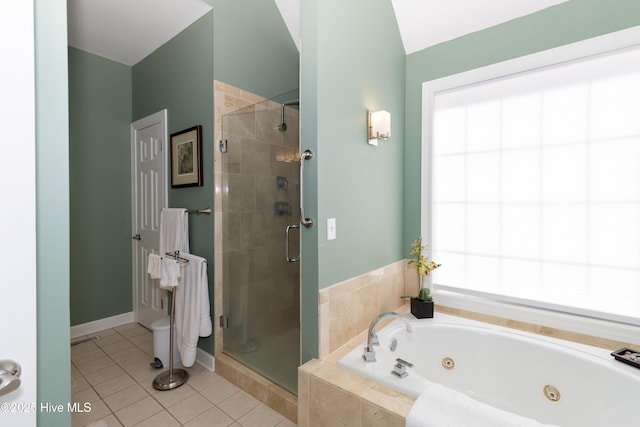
[153,251,189,391]
[285,224,300,262]
[277,99,299,131]
[0,360,21,396]
[299,150,313,228]
[392,358,413,378]
[363,312,412,363]
[187,207,211,215]
[367,110,391,146]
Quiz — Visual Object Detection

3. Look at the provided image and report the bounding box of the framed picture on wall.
[170,125,203,187]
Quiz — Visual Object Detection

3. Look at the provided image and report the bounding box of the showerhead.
[277,99,299,132]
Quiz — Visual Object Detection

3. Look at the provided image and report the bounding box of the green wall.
[403,0,640,249]
[36,0,71,425]
[300,0,406,287]
[133,11,215,352]
[69,48,132,325]
[132,3,298,354]
[300,0,406,361]
[208,0,299,100]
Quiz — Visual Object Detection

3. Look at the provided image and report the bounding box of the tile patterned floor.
[71,323,297,427]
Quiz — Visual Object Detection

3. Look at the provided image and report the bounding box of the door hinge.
[219,139,228,153]
[219,314,229,329]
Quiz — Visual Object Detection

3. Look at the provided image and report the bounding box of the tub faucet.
[363,312,412,363]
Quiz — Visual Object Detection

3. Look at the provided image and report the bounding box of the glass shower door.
[220,95,300,393]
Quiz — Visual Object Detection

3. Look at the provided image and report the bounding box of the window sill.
[432,289,640,349]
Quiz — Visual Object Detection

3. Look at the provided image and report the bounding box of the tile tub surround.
[306,256,639,427]
[298,358,414,427]
[318,260,414,358]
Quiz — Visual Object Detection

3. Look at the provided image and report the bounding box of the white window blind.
[430,45,640,326]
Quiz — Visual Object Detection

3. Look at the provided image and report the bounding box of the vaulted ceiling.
[67,0,567,66]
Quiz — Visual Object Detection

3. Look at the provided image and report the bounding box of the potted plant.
[403,237,440,318]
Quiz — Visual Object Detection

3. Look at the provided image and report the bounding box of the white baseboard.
[196,348,215,372]
[70,312,135,339]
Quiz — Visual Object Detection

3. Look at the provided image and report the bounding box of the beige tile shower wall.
[214,81,266,354]
[213,81,301,423]
[214,81,301,357]
[318,260,412,358]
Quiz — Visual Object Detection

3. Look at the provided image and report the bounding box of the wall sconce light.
[367,110,390,146]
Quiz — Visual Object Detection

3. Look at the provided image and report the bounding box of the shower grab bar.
[285,224,300,262]
[299,150,313,228]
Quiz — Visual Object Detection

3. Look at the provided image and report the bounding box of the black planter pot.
[410,297,434,319]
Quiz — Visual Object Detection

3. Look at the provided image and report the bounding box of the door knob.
[132,234,141,240]
[0,360,21,396]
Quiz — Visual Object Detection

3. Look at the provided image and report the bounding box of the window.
[423,28,640,327]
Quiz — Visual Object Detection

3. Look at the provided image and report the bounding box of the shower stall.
[219,90,304,393]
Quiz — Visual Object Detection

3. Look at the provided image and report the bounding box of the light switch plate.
[327,218,336,240]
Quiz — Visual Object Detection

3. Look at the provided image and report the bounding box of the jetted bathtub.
[337,313,640,426]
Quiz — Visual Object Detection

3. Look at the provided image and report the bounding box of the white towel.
[159,257,181,289]
[159,208,189,255]
[173,252,212,367]
[147,253,162,279]
[406,382,560,427]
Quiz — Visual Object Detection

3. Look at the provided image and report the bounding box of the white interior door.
[131,110,168,329]
[0,2,37,425]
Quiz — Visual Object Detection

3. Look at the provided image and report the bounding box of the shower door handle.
[285,224,300,262]
[299,150,313,228]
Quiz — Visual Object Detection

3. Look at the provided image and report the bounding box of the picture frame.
[170,125,203,188]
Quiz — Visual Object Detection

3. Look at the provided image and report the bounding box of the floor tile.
[199,378,241,405]
[85,364,127,386]
[103,384,149,412]
[69,323,296,427]
[88,413,123,426]
[72,399,111,427]
[217,390,260,419]
[152,383,196,408]
[185,368,224,391]
[237,403,285,427]
[95,334,127,348]
[101,340,135,356]
[94,373,136,399]
[76,356,117,376]
[167,393,214,424]
[132,411,180,427]
[114,396,163,427]
[184,406,234,427]
[71,374,91,393]
[72,385,101,405]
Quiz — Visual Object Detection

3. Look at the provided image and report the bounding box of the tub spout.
[363,312,412,363]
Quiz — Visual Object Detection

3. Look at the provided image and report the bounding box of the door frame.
[0,0,37,421]
[130,110,168,325]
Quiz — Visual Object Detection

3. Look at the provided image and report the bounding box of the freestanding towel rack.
[153,251,189,391]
